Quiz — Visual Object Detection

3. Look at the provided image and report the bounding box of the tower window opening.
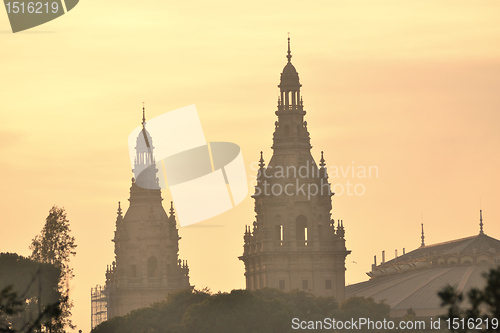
[147,256,158,278]
[296,215,308,245]
[302,280,308,290]
[279,280,285,290]
[275,216,283,246]
[325,279,332,290]
[130,264,137,278]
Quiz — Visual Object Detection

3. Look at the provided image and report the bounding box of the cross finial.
[142,102,146,128]
[480,209,484,235]
[421,223,425,247]
[286,33,292,63]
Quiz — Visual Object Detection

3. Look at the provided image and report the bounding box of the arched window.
[296,215,308,244]
[130,264,137,278]
[147,256,158,278]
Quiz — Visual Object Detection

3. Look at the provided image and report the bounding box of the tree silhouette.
[439,267,500,332]
[29,206,77,333]
[91,287,396,333]
[0,253,62,333]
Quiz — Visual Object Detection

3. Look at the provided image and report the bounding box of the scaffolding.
[91,285,107,330]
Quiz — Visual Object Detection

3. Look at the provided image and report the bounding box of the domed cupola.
[279,37,302,90]
[135,125,154,155]
[133,107,160,190]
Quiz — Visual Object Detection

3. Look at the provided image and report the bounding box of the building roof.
[346,231,500,317]
[346,264,492,317]
[385,233,500,267]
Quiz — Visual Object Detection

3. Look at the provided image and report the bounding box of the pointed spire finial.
[259,151,265,169]
[319,151,326,168]
[142,102,146,128]
[286,33,292,63]
[421,223,425,247]
[170,201,175,217]
[117,201,122,218]
[479,209,484,235]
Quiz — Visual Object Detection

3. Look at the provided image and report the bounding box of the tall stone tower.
[239,39,351,300]
[105,109,191,319]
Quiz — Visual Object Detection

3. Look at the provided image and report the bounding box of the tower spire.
[286,33,292,63]
[421,223,425,247]
[479,209,484,235]
[275,36,308,152]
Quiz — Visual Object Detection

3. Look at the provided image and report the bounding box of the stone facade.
[239,39,351,300]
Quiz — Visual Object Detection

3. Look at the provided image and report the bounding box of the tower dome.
[135,127,154,152]
[135,107,154,153]
[133,107,159,190]
[279,37,301,89]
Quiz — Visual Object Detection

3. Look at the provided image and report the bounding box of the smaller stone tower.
[105,108,191,319]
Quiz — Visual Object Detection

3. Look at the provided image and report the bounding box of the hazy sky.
[1,0,500,332]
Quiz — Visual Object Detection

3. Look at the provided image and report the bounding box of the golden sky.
[1,0,500,332]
